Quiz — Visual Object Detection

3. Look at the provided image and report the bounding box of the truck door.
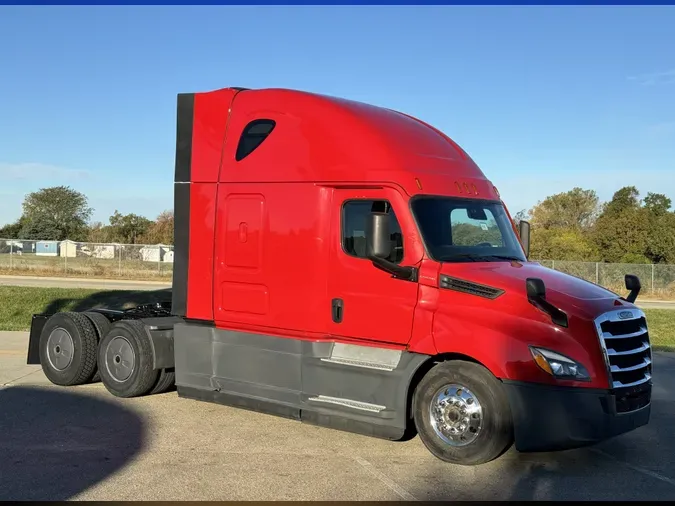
[326,188,420,346]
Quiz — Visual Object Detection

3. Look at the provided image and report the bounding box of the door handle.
[331,298,343,323]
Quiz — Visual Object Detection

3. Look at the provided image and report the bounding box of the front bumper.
[502,379,651,452]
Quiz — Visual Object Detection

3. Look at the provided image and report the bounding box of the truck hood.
[438,260,629,320]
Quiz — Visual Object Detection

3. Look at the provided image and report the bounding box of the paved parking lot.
[1,330,674,501]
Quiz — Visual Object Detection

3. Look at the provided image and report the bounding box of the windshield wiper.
[444,254,484,263]
[444,253,523,263]
[485,254,524,262]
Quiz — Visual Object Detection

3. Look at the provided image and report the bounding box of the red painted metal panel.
[176,85,616,390]
[185,182,217,320]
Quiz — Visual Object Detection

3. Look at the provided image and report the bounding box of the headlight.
[529,346,590,381]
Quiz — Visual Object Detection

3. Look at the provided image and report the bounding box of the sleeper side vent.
[439,275,505,300]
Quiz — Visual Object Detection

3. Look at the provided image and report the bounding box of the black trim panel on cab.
[171,93,194,317]
[174,93,194,183]
[172,321,430,440]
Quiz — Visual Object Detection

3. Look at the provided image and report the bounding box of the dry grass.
[0,253,172,281]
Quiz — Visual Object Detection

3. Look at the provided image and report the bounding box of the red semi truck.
[26,86,652,465]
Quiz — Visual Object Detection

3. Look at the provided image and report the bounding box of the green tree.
[108,210,152,244]
[643,192,672,215]
[18,186,92,241]
[643,193,675,263]
[527,188,599,261]
[592,186,650,263]
[0,217,26,239]
[531,228,599,261]
[529,187,600,231]
[139,210,174,245]
[87,221,117,244]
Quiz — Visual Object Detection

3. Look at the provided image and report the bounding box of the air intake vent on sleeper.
[439,275,505,299]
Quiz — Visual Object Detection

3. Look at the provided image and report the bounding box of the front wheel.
[413,360,514,465]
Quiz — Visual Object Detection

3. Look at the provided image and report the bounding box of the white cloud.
[0,162,92,181]
[627,69,675,86]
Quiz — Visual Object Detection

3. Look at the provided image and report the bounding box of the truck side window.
[342,200,404,263]
[235,119,276,161]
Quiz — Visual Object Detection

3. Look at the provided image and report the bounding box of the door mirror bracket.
[366,211,417,282]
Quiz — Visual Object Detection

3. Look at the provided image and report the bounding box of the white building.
[59,239,78,258]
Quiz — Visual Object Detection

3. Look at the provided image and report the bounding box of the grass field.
[0,286,171,332]
[0,286,672,351]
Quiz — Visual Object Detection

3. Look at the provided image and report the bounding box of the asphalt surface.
[1,331,674,501]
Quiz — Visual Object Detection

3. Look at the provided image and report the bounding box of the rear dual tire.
[39,312,99,386]
[413,360,514,466]
[83,311,112,383]
[98,320,161,398]
[38,312,175,398]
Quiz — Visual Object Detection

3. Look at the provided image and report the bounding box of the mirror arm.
[368,255,418,282]
[623,274,641,304]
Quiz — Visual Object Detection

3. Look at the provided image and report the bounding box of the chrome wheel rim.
[429,383,483,446]
[46,328,74,371]
[104,336,136,382]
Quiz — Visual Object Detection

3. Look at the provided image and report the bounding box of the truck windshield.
[410,196,526,263]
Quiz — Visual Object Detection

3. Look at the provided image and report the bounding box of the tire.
[98,319,159,398]
[413,360,514,465]
[149,368,176,395]
[83,311,112,383]
[38,312,99,386]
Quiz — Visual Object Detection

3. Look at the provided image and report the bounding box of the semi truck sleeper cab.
[26,86,652,466]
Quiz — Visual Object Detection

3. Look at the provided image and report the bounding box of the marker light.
[529,346,591,381]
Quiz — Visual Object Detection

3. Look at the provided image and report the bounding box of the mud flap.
[26,314,50,365]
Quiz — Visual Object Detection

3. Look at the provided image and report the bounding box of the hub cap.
[46,328,74,371]
[104,336,136,382]
[429,384,483,446]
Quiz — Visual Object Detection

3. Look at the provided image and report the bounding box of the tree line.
[1,185,673,264]
[0,186,174,245]
[515,186,675,264]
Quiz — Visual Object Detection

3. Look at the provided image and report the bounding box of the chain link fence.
[0,238,174,280]
[1,238,674,298]
[535,259,675,299]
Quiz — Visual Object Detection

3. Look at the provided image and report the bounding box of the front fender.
[432,307,608,390]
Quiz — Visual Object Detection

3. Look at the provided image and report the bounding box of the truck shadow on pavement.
[0,386,146,501]
[42,288,172,315]
[405,352,675,501]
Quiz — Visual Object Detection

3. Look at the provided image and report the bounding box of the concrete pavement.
[0,275,170,291]
[638,300,675,310]
[1,330,674,501]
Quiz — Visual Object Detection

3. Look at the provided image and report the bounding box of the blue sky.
[1,5,674,227]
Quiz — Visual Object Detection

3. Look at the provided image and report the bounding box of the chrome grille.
[594,308,652,391]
